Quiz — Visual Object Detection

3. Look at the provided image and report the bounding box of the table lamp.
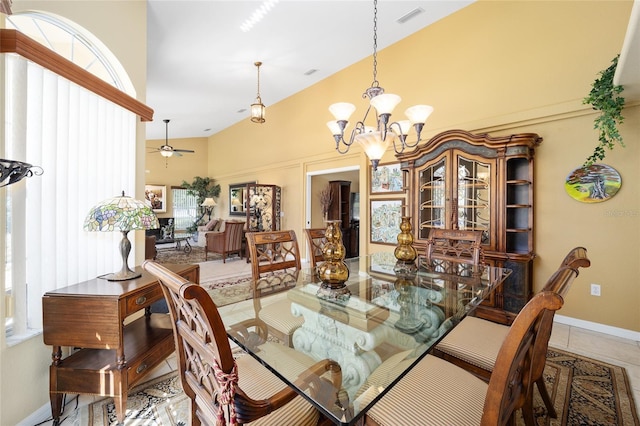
[84,191,159,281]
[201,197,216,221]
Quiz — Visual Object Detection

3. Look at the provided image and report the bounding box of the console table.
[42,263,199,424]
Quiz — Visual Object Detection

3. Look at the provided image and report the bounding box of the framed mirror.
[229,182,255,216]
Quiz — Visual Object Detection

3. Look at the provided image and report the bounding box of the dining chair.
[246,230,304,347]
[432,246,590,424]
[425,228,484,265]
[304,227,327,271]
[363,290,565,426]
[141,260,342,426]
[205,220,244,262]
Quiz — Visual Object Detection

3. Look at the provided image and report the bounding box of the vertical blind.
[4,54,136,341]
[172,188,198,231]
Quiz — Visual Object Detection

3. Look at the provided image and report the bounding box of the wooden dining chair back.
[205,220,244,262]
[141,260,326,426]
[364,290,564,426]
[432,246,590,424]
[304,227,326,270]
[425,228,483,265]
[246,230,304,346]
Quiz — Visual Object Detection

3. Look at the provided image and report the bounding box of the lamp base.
[102,270,142,281]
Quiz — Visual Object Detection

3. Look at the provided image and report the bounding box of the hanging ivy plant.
[582,54,625,167]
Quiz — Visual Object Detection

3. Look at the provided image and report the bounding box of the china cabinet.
[245,183,281,232]
[397,129,542,323]
[328,180,359,257]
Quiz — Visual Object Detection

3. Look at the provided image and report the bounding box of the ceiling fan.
[149,119,195,157]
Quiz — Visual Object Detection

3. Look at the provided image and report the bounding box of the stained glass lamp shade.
[84,191,159,281]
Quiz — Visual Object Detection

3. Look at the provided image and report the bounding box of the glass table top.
[219,255,511,425]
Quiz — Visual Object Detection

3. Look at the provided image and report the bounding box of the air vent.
[397,7,424,24]
[237,108,247,113]
[304,69,318,76]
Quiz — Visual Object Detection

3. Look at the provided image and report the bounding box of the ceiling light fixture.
[240,0,279,32]
[327,0,433,170]
[251,61,266,124]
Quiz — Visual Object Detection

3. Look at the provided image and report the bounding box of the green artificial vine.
[582,54,625,167]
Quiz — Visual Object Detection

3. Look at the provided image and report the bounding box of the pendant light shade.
[251,61,266,123]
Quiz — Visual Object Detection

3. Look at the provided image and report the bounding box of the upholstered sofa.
[194,217,223,247]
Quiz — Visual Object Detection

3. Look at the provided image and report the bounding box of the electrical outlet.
[590,283,601,296]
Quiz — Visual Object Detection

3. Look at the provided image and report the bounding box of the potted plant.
[182,176,221,238]
[583,55,625,167]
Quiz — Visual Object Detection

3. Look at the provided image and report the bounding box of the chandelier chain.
[371,0,379,88]
[255,62,262,99]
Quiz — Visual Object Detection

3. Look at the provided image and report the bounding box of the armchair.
[205,221,244,262]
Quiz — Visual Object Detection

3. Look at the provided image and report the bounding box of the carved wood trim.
[1,29,153,122]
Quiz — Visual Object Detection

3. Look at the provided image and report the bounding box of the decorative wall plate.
[565,164,621,203]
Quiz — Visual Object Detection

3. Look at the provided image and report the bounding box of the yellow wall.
[206,1,639,334]
[1,1,638,424]
[2,1,148,424]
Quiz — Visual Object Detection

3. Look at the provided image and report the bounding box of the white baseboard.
[555,314,640,342]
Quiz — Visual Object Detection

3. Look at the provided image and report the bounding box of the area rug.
[84,348,638,425]
[154,244,214,264]
[202,272,253,307]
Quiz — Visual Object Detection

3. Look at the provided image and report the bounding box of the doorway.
[305,166,360,259]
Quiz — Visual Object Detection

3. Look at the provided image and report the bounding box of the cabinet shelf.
[507,204,531,208]
[506,179,531,185]
[506,228,531,233]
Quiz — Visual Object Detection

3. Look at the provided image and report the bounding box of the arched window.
[6,11,135,94]
[3,12,141,343]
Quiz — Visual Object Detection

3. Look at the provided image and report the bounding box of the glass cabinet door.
[418,157,446,239]
[416,151,494,246]
[455,155,491,245]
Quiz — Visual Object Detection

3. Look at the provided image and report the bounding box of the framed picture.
[565,164,621,203]
[229,181,256,216]
[370,198,404,245]
[370,162,404,194]
[145,184,166,213]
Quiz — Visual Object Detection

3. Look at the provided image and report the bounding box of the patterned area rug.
[154,244,216,264]
[84,348,638,425]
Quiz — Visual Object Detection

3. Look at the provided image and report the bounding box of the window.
[3,13,138,344]
[172,188,198,231]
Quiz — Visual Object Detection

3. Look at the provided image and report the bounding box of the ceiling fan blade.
[173,149,195,153]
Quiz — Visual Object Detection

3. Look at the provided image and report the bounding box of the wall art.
[565,164,621,203]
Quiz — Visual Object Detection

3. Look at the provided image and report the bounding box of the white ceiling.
[145,0,474,140]
[146,0,639,141]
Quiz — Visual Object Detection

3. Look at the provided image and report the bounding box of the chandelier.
[251,61,266,123]
[327,0,433,170]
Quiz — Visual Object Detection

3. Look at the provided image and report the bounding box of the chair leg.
[536,377,558,418]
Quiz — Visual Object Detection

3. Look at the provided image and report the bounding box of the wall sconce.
[0,159,43,187]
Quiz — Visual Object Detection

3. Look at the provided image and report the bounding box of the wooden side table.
[42,263,199,424]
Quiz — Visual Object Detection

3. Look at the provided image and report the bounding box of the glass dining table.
[218,254,511,426]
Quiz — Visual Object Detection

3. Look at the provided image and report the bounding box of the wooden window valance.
[0,29,153,122]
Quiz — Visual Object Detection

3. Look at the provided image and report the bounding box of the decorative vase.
[394,216,417,275]
[317,220,350,289]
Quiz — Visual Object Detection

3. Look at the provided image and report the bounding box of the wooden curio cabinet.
[397,129,542,323]
[246,184,282,232]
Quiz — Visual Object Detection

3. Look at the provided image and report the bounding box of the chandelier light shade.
[251,61,266,123]
[327,0,434,170]
[84,191,159,281]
